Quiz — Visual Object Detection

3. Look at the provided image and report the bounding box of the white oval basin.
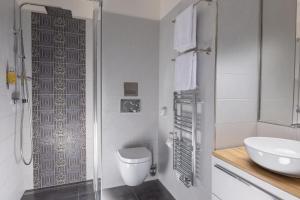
[244,137,300,178]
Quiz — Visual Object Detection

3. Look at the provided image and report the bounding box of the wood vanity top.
[213,147,300,198]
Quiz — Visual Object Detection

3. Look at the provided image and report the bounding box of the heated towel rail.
[173,90,200,187]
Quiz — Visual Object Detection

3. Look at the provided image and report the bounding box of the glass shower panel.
[92,0,103,196]
[16,0,102,198]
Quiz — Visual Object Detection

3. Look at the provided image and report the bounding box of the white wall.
[103,0,160,20]
[215,0,260,149]
[158,0,216,199]
[0,0,26,199]
[101,12,159,189]
[102,0,181,20]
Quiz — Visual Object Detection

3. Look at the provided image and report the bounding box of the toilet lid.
[117,147,151,164]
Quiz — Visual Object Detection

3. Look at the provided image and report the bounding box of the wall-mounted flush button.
[124,82,138,96]
[121,99,141,113]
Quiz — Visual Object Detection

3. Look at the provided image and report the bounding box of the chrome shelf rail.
[171,48,212,61]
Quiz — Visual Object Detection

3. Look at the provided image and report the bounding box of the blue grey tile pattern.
[31,12,86,189]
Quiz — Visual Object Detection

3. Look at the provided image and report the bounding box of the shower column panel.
[31,12,87,189]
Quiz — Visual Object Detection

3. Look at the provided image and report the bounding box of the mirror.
[259,0,300,126]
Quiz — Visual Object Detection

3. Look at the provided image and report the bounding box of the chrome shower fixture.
[13,1,72,166]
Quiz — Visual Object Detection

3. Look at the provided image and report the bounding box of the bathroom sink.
[244,137,300,178]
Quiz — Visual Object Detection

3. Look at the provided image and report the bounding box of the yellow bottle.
[7,71,17,85]
[6,62,16,88]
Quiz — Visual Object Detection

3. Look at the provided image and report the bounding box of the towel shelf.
[172,0,216,188]
[171,47,212,61]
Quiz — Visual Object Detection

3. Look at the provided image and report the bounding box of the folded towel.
[174,5,197,53]
[174,52,197,91]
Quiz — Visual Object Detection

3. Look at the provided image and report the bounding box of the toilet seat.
[117,147,151,164]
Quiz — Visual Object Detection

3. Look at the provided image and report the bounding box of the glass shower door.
[92,0,103,197]
[15,0,103,199]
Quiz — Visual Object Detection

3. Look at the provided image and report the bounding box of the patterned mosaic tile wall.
[31,12,86,189]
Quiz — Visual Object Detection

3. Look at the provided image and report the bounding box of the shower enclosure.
[13,0,103,198]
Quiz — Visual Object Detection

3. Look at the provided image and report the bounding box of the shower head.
[45,6,73,18]
[17,2,72,18]
[17,0,97,19]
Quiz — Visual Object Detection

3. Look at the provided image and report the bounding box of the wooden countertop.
[213,147,300,199]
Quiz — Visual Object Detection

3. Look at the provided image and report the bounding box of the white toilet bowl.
[117,147,152,186]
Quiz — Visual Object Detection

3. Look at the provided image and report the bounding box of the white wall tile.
[216,73,258,99]
[0,135,15,165]
[0,114,15,142]
[215,122,257,149]
[0,145,20,188]
[216,100,257,123]
[0,0,26,198]
[214,0,260,149]
[257,122,298,140]
[216,0,260,76]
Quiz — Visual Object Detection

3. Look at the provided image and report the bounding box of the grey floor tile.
[79,191,101,200]
[22,181,88,200]
[102,186,137,200]
[21,180,174,200]
[132,180,175,200]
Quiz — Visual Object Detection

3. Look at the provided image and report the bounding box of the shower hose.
[17,29,33,166]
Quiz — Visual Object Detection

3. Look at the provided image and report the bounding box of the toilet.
[117,147,152,186]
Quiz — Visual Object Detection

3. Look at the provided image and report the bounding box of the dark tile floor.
[102,180,175,200]
[21,180,175,200]
[21,181,100,200]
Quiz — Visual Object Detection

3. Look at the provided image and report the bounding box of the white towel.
[174,5,197,53]
[174,52,197,91]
